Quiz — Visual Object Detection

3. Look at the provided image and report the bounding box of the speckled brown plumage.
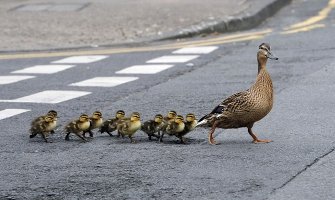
[197,43,278,145]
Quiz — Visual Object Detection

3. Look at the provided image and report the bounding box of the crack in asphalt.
[268,145,335,198]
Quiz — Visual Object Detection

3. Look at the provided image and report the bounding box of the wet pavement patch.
[11,3,90,12]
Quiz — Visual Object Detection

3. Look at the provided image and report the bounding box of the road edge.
[157,0,292,41]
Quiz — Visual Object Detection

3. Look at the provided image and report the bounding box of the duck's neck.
[250,63,273,100]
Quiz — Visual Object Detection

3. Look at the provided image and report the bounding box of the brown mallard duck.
[29,115,58,143]
[31,110,58,134]
[197,43,278,145]
[175,113,197,144]
[159,115,185,143]
[64,114,91,142]
[99,110,125,136]
[83,111,103,138]
[116,112,141,143]
[141,114,164,140]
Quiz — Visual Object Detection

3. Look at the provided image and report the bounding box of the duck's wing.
[197,90,249,125]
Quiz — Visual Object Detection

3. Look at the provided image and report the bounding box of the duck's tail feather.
[196,114,212,127]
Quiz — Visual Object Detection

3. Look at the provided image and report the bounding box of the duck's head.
[174,115,184,124]
[45,115,57,123]
[167,110,177,119]
[130,112,141,121]
[185,113,196,122]
[47,110,58,117]
[116,110,125,119]
[92,111,102,120]
[258,43,278,61]
[79,114,90,122]
[154,114,163,123]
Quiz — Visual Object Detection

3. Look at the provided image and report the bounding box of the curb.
[157,0,292,41]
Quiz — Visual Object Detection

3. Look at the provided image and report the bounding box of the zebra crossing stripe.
[69,77,138,87]
[172,46,218,54]
[146,55,199,63]
[0,109,30,120]
[11,65,75,74]
[0,90,91,104]
[115,65,174,74]
[0,76,35,85]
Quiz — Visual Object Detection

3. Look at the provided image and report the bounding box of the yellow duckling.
[31,110,58,134]
[116,112,141,143]
[175,113,197,144]
[99,110,125,136]
[141,114,164,140]
[83,111,103,138]
[29,115,58,143]
[164,110,177,123]
[159,115,185,142]
[64,114,91,142]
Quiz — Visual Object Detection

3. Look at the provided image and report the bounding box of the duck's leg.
[208,121,219,145]
[247,127,272,143]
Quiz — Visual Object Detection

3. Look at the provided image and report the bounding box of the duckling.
[31,110,58,134]
[197,43,278,145]
[141,114,164,140]
[64,114,91,142]
[159,115,185,142]
[175,113,197,144]
[29,115,57,143]
[164,110,177,123]
[99,110,125,136]
[83,111,103,138]
[116,112,141,143]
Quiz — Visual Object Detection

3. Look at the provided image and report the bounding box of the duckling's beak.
[267,51,278,60]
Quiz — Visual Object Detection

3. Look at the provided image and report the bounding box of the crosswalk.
[0,46,219,120]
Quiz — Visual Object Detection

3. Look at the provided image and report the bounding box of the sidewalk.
[0,0,291,52]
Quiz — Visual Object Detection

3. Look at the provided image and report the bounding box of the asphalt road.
[1,0,335,199]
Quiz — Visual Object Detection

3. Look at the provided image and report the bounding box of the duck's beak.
[267,51,278,60]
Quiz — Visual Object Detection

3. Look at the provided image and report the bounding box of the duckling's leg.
[208,121,219,145]
[65,132,70,141]
[178,136,186,144]
[129,136,136,143]
[247,127,272,143]
[75,133,88,142]
[159,131,165,143]
[42,132,52,143]
[50,130,55,134]
[89,130,94,138]
[29,133,37,138]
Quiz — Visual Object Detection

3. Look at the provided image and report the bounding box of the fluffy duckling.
[64,114,91,142]
[116,112,141,143]
[164,110,177,123]
[29,115,58,143]
[99,110,125,136]
[197,43,278,145]
[31,110,58,134]
[141,114,164,140]
[175,113,197,143]
[159,115,185,142]
[83,111,103,138]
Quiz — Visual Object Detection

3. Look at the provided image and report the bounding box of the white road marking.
[172,46,218,54]
[115,65,174,74]
[0,76,35,85]
[11,65,75,74]
[146,55,199,63]
[0,90,91,104]
[52,55,108,64]
[69,77,138,87]
[0,109,30,120]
